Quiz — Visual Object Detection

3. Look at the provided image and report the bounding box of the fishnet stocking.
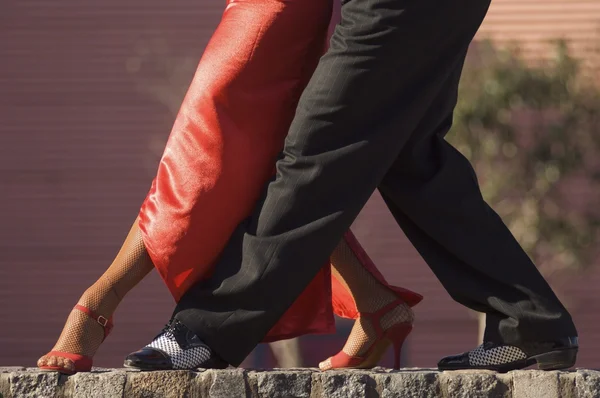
[38,217,154,372]
[320,238,414,370]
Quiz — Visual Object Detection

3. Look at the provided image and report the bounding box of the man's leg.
[173,0,493,366]
[380,119,577,344]
[376,56,576,370]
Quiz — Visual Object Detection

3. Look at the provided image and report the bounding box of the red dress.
[138,0,422,342]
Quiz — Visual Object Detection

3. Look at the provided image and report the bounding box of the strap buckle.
[97,315,109,327]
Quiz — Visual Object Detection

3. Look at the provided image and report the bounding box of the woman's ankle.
[355,285,402,314]
[77,284,120,317]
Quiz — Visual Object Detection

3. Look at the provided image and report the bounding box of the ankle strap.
[74,305,113,340]
[361,299,407,338]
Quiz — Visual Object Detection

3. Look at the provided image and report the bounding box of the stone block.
[254,370,313,398]
[314,371,376,398]
[199,369,249,398]
[0,368,25,374]
[576,370,600,398]
[441,370,511,398]
[9,371,59,398]
[376,370,441,398]
[558,372,578,398]
[69,370,126,398]
[124,370,193,398]
[513,370,560,398]
[1,373,11,398]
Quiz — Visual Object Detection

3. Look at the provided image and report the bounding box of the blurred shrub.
[450,40,600,276]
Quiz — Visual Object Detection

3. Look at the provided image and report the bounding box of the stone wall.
[1,368,599,398]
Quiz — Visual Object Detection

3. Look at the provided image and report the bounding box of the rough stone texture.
[513,370,560,398]
[441,370,512,398]
[374,369,441,398]
[314,370,376,398]
[9,371,60,398]
[123,370,193,398]
[253,370,313,398]
[0,373,11,398]
[200,369,249,398]
[0,369,23,398]
[3,368,600,398]
[559,372,579,398]
[67,370,127,398]
[576,370,600,398]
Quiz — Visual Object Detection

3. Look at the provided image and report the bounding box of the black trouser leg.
[176,0,499,366]
[377,58,576,345]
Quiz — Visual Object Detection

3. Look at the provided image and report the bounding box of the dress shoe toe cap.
[124,347,173,370]
[437,353,469,370]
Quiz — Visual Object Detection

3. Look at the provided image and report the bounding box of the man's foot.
[124,319,228,370]
[438,337,578,372]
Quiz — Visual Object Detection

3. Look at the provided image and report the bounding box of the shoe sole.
[123,361,172,371]
[123,358,229,371]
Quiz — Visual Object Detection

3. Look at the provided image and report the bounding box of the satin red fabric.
[139,0,422,342]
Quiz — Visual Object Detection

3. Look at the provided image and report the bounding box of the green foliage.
[449,40,600,275]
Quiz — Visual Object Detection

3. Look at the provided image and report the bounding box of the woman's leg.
[320,232,421,370]
[40,0,335,372]
[38,218,154,372]
[139,0,334,303]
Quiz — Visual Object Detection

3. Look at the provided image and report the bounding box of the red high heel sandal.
[322,299,413,370]
[39,305,113,375]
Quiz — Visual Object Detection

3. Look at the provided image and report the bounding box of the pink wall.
[0,0,596,370]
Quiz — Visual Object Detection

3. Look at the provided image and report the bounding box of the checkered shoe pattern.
[467,343,527,366]
[147,330,211,370]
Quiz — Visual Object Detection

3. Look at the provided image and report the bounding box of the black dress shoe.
[124,319,229,370]
[438,336,578,372]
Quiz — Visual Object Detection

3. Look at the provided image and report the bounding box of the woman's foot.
[38,220,152,374]
[319,299,415,370]
[38,304,112,374]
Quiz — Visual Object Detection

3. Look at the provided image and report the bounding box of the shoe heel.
[535,348,578,370]
[386,324,412,370]
[392,339,402,370]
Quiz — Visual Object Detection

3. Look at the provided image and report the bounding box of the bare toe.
[59,357,75,372]
[319,358,333,371]
[37,356,48,368]
[45,355,59,368]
